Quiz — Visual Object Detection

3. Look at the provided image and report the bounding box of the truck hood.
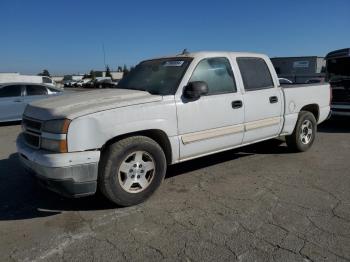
[24,89,162,120]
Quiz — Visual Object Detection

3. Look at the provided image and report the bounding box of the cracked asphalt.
[0,117,349,262]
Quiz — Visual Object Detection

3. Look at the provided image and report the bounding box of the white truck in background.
[0,73,55,86]
[17,51,331,206]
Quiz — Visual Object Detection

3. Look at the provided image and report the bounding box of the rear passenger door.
[24,84,49,104]
[236,57,283,143]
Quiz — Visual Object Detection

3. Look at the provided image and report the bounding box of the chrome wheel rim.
[118,151,156,193]
[300,120,313,145]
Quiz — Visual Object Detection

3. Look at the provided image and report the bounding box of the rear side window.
[237,57,274,91]
[26,85,48,96]
[190,57,236,95]
[0,85,22,97]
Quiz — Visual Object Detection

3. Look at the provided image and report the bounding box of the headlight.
[41,138,68,153]
[42,119,71,134]
[41,119,70,152]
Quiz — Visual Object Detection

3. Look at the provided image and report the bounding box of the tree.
[123,64,130,76]
[90,70,96,80]
[38,69,50,77]
[105,65,112,78]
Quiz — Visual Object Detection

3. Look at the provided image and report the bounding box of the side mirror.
[183,81,208,100]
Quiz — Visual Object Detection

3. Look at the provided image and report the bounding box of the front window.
[117,58,192,95]
[189,57,236,95]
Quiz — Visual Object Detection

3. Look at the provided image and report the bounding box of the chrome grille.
[22,117,42,149]
[22,117,42,131]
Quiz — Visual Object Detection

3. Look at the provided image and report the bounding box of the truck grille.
[332,87,350,105]
[22,117,43,149]
[331,80,350,105]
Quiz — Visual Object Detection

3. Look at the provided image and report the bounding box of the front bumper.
[16,135,100,197]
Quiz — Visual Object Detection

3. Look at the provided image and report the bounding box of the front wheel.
[286,111,317,152]
[98,136,167,206]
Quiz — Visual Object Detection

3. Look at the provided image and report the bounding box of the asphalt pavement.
[0,117,349,262]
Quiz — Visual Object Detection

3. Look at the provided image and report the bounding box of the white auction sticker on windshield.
[163,61,185,67]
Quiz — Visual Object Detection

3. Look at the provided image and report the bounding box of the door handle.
[232,100,243,109]
[13,99,23,103]
[269,96,278,104]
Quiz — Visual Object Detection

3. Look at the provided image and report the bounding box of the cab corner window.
[237,57,274,91]
[189,57,236,95]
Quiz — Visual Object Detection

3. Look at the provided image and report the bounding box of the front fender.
[67,101,177,152]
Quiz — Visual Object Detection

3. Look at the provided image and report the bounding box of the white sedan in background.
[0,82,63,122]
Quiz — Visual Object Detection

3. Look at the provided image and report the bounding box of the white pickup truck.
[17,51,331,206]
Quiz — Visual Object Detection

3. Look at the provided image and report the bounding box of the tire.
[98,136,167,206]
[286,111,317,152]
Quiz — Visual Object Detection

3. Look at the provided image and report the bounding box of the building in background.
[63,75,84,82]
[110,71,123,81]
[51,76,64,83]
[271,56,326,83]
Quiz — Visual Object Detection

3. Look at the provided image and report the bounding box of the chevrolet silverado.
[17,51,331,206]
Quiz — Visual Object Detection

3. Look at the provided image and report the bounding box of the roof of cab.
[142,51,268,62]
[325,48,350,60]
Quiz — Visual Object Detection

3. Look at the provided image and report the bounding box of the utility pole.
[102,42,106,69]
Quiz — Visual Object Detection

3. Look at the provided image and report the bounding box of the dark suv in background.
[326,48,350,116]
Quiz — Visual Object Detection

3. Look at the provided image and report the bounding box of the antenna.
[102,42,106,69]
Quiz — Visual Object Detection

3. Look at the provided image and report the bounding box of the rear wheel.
[286,111,317,152]
[98,136,167,206]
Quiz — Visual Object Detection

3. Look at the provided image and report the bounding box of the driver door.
[176,57,245,160]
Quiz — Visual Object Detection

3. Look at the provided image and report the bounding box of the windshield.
[117,58,192,95]
[327,58,350,82]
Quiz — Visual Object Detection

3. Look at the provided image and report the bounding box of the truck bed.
[281,83,330,113]
[281,83,327,88]
[280,82,330,135]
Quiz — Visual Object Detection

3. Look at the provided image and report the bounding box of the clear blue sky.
[1,0,349,75]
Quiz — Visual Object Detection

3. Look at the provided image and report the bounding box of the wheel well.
[102,130,172,164]
[300,104,319,121]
